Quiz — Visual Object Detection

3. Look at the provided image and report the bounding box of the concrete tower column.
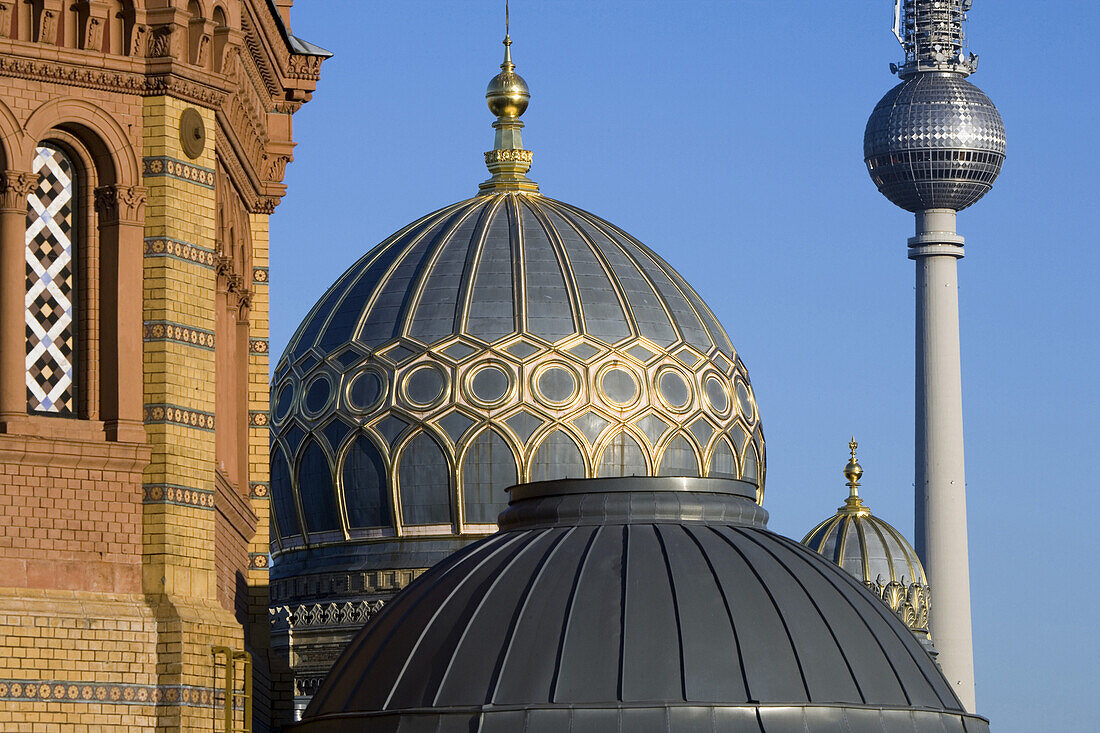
[909,208,975,711]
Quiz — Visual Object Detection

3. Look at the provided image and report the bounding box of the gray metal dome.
[291,477,988,732]
[864,73,1005,212]
[270,191,763,555]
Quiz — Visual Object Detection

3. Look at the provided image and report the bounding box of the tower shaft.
[910,209,975,711]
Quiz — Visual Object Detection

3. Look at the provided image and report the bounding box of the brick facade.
[0,1,324,730]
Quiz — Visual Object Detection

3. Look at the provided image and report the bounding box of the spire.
[840,438,870,515]
[891,0,979,78]
[480,1,539,194]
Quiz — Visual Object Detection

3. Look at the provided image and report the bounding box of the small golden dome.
[486,36,529,118]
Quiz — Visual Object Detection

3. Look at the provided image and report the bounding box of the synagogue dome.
[269,191,764,554]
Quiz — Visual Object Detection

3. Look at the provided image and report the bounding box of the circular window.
[469,364,511,406]
[600,366,639,407]
[273,382,295,422]
[404,364,446,409]
[303,375,332,415]
[534,364,579,406]
[703,374,730,416]
[347,369,385,412]
[656,368,692,412]
[736,380,755,423]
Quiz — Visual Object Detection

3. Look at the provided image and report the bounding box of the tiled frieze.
[143,321,215,350]
[249,481,270,499]
[143,237,216,269]
[142,403,215,431]
[0,680,227,708]
[141,156,216,188]
[142,483,216,509]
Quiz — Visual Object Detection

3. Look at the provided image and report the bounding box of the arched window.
[708,437,738,479]
[342,434,391,529]
[742,443,759,484]
[297,439,340,533]
[597,431,647,478]
[270,445,301,541]
[462,429,517,524]
[398,432,452,526]
[25,144,77,416]
[658,434,700,477]
[529,429,585,482]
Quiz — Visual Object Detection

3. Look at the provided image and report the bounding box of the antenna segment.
[891,0,978,77]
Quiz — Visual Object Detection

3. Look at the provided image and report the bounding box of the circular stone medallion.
[656,368,692,411]
[600,367,638,407]
[404,365,446,408]
[347,369,385,412]
[535,365,578,406]
[703,375,730,416]
[469,365,511,406]
[273,382,295,422]
[304,375,332,415]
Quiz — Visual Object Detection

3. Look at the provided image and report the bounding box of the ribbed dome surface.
[803,506,927,588]
[293,478,987,733]
[864,73,1005,212]
[270,192,764,555]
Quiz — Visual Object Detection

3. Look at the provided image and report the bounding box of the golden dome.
[486,36,529,118]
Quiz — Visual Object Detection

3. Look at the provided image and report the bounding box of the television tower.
[864,0,1005,712]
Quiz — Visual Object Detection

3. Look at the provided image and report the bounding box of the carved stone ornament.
[865,575,932,633]
[0,171,36,211]
[94,184,148,223]
[0,4,11,39]
[84,17,103,51]
[39,10,58,45]
[179,108,206,160]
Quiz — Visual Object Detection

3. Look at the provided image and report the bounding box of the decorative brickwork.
[141,156,216,188]
[143,321,215,350]
[143,237,217,269]
[142,404,216,431]
[142,483,216,509]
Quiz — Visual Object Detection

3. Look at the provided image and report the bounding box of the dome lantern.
[481,5,538,195]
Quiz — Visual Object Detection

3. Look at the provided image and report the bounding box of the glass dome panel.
[597,432,647,478]
[271,446,300,539]
[398,432,452,525]
[530,430,585,482]
[298,439,340,533]
[461,429,517,524]
[342,435,392,529]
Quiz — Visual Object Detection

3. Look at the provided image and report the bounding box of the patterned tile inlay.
[252,267,269,284]
[0,680,226,708]
[143,483,215,509]
[143,237,216,268]
[249,552,270,569]
[143,321,215,350]
[248,411,270,428]
[249,481,270,499]
[142,156,215,188]
[143,404,215,431]
[25,145,76,415]
[249,338,269,355]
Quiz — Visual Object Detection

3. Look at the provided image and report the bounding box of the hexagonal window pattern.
[303,374,332,415]
[404,364,446,409]
[347,369,385,412]
[600,367,638,406]
[535,365,578,405]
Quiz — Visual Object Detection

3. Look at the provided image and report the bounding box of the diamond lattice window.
[25,144,77,415]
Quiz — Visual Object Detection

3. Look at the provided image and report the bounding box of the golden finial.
[480,0,539,194]
[841,437,869,514]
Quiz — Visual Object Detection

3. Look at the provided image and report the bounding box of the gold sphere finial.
[841,437,866,512]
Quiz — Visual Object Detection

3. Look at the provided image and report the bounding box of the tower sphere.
[864,74,1005,212]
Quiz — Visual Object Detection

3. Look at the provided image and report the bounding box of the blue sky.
[273,2,1099,728]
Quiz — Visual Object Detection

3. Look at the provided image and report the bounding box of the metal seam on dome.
[332,531,514,709]
[394,201,489,345]
[450,195,506,341]
[836,516,850,569]
[652,526,689,699]
[680,525,751,702]
[349,200,481,348]
[509,194,528,337]
[284,201,466,359]
[484,526,574,705]
[771,533,957,709]
[738,529,868,705]
[548,525,601,703]
[429,527,556,706]
[379,531,529,710]
[550,202,682,347]
[308,200,472,357]
[710,526,812,702]
[616,525,628,699]
[522,197,585,339]
[539,198,639,344]
[880,520,922,587]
